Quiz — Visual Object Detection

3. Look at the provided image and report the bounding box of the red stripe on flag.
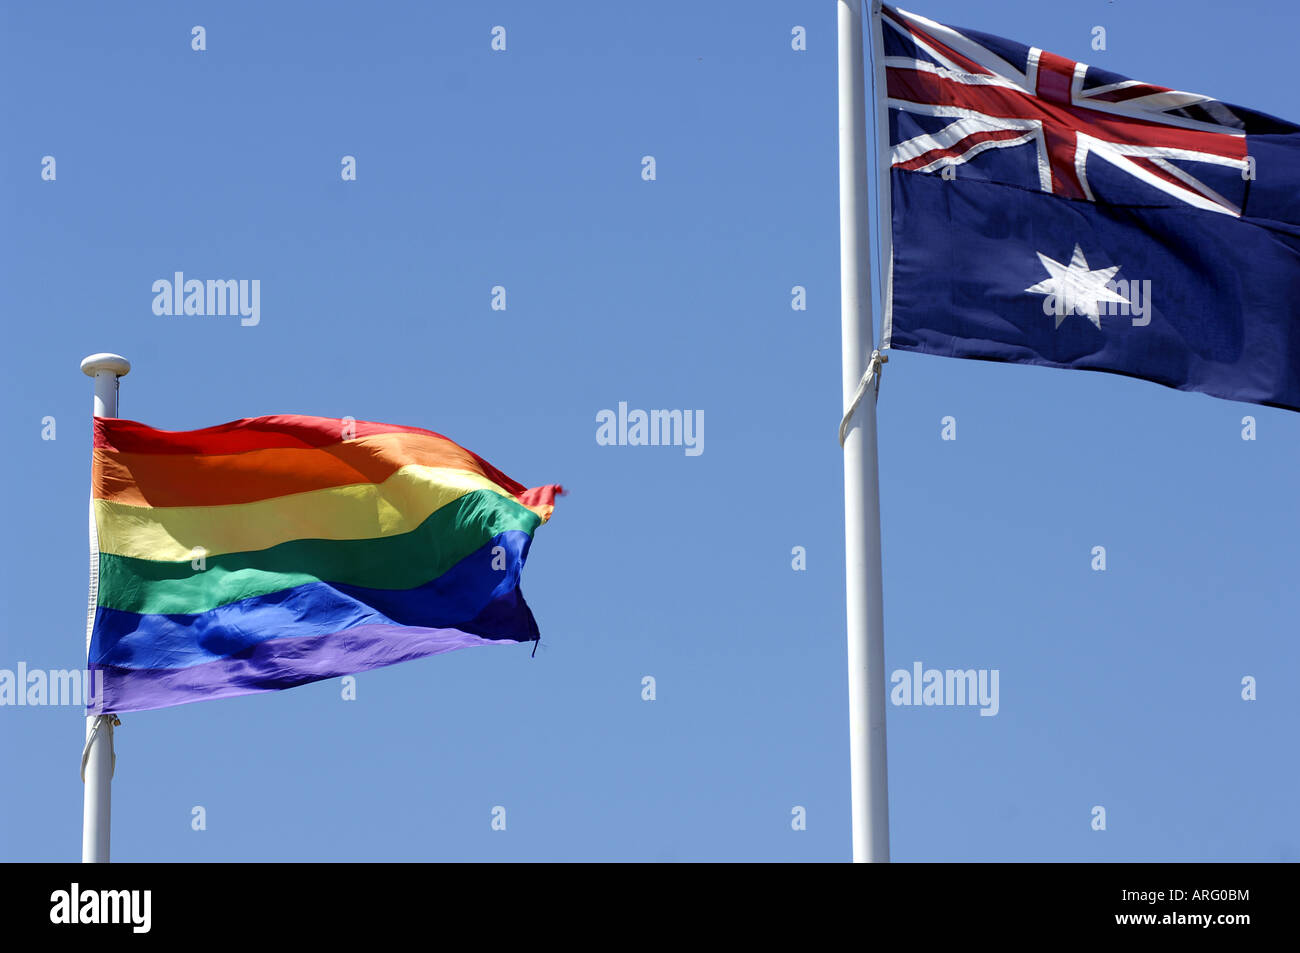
[895,127,1031,171]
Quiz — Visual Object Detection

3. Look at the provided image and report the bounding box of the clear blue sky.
[2,0,1297,861]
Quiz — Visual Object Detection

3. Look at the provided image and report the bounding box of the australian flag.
[879,5,1300,411]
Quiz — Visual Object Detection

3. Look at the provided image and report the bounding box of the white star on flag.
[1025,244,1130,329]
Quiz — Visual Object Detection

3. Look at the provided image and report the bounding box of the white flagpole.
[837,0,890,862]
[80,352,130,863]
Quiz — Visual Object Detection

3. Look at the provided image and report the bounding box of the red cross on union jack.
[882,5,1251,216]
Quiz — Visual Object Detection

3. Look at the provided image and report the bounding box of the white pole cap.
[80,353,131,378]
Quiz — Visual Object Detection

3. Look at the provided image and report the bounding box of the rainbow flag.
[88,414,561,713]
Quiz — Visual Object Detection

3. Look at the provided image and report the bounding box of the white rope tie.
[839,349,887,447]
[80,714,119,783]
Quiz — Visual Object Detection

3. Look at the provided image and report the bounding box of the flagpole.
[80,352,130,863]
[837,0,890,862]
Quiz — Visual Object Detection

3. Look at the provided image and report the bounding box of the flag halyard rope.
[839,349,887,447]
[80,714,120,783]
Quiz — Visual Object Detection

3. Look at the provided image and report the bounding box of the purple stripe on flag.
[88,622,517,714]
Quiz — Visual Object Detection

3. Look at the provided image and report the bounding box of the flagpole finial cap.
[80,354,131,378]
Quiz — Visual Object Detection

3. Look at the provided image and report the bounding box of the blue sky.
[2,0,1297,861]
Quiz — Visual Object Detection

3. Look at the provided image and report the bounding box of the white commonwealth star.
[1025,244,1130,329]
